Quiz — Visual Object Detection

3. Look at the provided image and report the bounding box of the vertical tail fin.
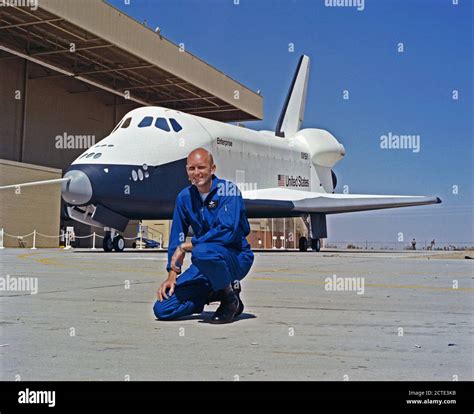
[275,55,310,138]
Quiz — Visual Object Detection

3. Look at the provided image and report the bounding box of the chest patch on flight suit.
[207,199,219,209]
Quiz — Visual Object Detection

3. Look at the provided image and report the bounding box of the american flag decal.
[277,174,286,187]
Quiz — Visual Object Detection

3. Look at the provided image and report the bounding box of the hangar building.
[0,0,306,249]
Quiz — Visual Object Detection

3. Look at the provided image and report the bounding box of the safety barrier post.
[64,232,71,249]
[0,228,4,249]
[283,219,286,249]
[139,224,143,250]
[92,232,96,250]
[31,230,37,250]
[294,219,296,250]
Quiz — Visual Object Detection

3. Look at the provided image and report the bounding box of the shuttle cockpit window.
[169,118,183,132]
[155,117,171,132]
[138,116,154,128]
[121,117,132,129]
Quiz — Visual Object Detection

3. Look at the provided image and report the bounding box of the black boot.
[232,280,244,317]
[207,281,244,316]
[210,285,240,324]
[206,290,222,305]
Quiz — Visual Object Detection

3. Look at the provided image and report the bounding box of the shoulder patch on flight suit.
[208,199,219,209]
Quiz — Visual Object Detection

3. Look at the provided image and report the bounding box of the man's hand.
[157,271,178,301]
[170,245,187,273]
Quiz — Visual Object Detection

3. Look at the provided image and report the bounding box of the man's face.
[186,154,215,190]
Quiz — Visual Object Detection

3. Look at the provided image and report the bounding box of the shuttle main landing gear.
[311,238,321,252]
[298,236,321,252]
[299,236,308,251]
[300,213,326,252]
[103,228,125,252]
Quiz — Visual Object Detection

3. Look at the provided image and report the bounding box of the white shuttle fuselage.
[1,55,440,252]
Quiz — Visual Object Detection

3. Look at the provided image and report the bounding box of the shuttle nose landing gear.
[113,235,125,252]
[103,235,114,252]
[103,229,125,252]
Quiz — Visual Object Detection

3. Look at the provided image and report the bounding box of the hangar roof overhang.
[0,0,263,122]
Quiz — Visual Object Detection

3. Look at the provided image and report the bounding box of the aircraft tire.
[103,235,114,252]
[299,236,308,252]
[113,235,125,252]
[311,238,321,252]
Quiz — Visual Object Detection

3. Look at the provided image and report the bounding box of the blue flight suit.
[153,175,254,320]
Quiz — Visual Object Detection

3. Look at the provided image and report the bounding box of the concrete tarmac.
[1,248,472,381]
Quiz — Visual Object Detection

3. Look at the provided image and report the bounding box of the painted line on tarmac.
[16,254,165,276]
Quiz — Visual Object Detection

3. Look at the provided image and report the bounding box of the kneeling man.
[154,148,254,324]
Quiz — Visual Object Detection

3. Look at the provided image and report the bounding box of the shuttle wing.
[242,188,441,215]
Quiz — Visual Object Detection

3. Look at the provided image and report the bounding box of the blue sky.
[107,0,472,244]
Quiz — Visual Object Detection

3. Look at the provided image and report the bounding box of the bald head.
[186,148,216,193]
[187,148,214,167]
